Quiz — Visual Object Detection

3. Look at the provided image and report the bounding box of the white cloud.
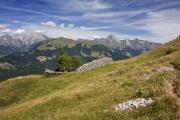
[61,0,111,12]
[0,24,7,29]
[22,24,111,40]
[13,20,20,23]
[79,26,109,30]
[93,35,100,39]
[135,9,180,43]
[34,30,45,33]
[14,29,25,34]
[0,6,73,21]
[1,28,11,33]
[67,23,74,28]
[60,23,65,28]
[41,21,57,27]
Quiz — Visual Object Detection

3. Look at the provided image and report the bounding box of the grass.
[0,38,179,120]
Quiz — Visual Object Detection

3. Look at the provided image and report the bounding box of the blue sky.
[0,0,180,43]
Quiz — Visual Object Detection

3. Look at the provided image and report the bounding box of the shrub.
[69,56,81,71]
[165,48,175,55]
[57,49,81,72]
[57,54,71,72]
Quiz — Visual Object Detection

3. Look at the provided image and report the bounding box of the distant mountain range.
[0,33,161,80]
[95,34,160,50]
[0,33,47,57]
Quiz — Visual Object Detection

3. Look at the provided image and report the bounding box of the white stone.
[114,98,154,111]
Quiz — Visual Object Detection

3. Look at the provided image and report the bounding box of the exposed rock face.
[0,62,14,70]
[114,98,154,110]
[94,34,161,49]
[36,56,47,62]
[76,57,113,73]
[0,33,47,57]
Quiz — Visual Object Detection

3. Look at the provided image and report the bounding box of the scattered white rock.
[114,98,154,111]
[76,57,113,73]
[140,66,175,80]
[155,66,174,72]
[36,56,47,62]
[140,72,152,80]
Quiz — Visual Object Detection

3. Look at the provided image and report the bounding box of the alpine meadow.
[0,0,180,120]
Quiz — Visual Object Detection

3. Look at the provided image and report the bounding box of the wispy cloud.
[0,0,180,42]
[137,9,180,42]
[41,21,57,27]
[0,24,8,29]
[48,0,111,12]
[14,28,25,34]
[0,28,11,33]
[21,22,111,39]
[0,6,76,21]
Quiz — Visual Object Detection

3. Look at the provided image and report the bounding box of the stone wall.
[45,68,63,75]
[76,57,113,73]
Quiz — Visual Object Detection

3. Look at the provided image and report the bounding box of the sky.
[0,0,180,43]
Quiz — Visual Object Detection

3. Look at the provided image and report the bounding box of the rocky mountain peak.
[94,35,161,49]
[0,32,48,56]
[107,34,120,41]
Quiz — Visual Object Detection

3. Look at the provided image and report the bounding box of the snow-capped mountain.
[94,34,161,50]
[0,32,48,57]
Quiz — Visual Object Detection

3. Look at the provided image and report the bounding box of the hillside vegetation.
[0,38,179,120]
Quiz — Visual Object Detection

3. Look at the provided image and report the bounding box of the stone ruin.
[45,68,63,75]
[114,98,154,111]
[76,57,113,73]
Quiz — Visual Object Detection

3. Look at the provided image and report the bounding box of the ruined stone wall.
[76,57,113,73]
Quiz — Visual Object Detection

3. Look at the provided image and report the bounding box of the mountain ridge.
[0,32,48,57]
[0,33,161,57]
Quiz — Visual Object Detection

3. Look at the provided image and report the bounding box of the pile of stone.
[76,57,113,73]
[114,98,154,111]
[45,68,63,75]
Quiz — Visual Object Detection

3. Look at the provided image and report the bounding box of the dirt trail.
[166,79,180,105]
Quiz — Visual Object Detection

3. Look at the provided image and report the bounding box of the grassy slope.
[0,38,179,120]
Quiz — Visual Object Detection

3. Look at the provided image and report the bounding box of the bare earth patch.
[140,66,175,80]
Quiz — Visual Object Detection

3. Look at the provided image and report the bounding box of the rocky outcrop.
[114,98,154,111]
[94,34,161,49]
[76,57,113,73]
[36,56,47,62]
[0,33,47,57]
[0,62,14,70]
